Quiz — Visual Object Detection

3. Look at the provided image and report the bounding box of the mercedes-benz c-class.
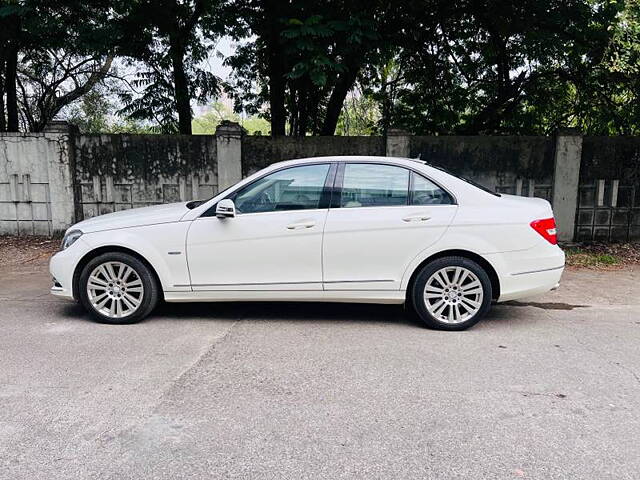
[50,156,564,330]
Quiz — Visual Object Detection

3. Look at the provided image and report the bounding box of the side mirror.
[216,199,236,218]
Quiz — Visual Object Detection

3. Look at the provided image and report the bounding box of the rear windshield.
[427,163,501,197]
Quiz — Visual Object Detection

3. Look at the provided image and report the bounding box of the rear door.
[322,162,457,291]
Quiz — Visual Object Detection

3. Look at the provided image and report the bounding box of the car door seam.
[183,220,195,291]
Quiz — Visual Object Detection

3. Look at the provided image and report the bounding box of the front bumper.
[49,238,91,300]
[50,277,68,297]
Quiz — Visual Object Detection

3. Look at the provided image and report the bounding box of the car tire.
[410,256,492,330]
[78,252,159,324]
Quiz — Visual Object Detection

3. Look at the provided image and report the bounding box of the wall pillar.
[386,128,411,158]
[215,121,243,190]
[552,129,582,242]
[43,122,77,233]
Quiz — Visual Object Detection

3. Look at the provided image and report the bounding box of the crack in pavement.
[573,335,640,387]
[94,316,244,448]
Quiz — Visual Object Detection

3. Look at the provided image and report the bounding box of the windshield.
[426,163,501,197]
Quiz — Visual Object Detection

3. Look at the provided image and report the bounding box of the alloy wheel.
[423,266,484,324]
[86,261,144,319]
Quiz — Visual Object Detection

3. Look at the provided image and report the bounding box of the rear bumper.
[484,243,565,302]
[497,265,564,302]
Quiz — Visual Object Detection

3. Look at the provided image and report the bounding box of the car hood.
[70,202,191,234]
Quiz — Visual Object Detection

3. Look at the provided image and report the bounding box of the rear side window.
[340,164,409,208]
[411,172,454,205]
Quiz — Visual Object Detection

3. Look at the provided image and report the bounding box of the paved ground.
[0,257,639,480]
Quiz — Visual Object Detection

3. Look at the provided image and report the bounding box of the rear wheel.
[78,252,159,324]
[411,256,492,330]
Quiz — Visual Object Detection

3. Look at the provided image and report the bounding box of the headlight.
[61,230,83,250]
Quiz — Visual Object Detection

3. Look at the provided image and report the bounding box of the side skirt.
[164,289,405,304]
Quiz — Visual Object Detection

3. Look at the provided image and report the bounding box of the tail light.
[530,218,557,245]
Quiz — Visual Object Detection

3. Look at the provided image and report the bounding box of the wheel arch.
[405,249,500,302]
[72,245,163,302]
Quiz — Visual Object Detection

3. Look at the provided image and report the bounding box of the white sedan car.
[50,156,564,330]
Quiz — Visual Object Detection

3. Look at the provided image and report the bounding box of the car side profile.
[50,156,565,330]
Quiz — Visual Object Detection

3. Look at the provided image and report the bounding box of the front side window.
[411,172,454,205]
[340,164,409,208]
[232,164,330,214]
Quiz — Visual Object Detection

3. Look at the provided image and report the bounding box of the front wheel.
[78,252,159,324]
[411,256,492,330]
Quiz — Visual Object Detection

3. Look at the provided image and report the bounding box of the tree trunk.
[267,55,286,136]
[288,84,298,136]
[169,37,192,134]
[264,0,286,136]
[297,80,310,137]
[26,56,114,132]
[320,66,359,136]
[0,60,6,132]
[5,45,18,132]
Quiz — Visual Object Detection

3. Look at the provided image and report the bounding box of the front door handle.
[402,214,431,222]
[287,220,316,230]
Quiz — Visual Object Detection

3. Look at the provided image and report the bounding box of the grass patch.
[565,248,621,268]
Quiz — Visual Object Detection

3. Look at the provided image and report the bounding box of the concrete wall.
[575,136,640,241]
[1,121,637,242]
[409,135,556,201]
[74,134,218,220]
[242,135,384,176]
[0,128,75,234]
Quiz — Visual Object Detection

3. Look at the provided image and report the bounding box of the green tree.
[335,90,380,136]
[375,0,633,135]
[17,50,113,131]
[113,0,226,134]
[192,101,270,134]
[64,88,154,134]
[0,0,116,132]
[225,0,395,136]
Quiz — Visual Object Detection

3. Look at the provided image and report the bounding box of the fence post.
[552,128,582,242]
[386,128,411,158]
[215,121,243,190]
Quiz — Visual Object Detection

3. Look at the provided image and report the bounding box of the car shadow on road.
[153,299,546,329]
[154,300,421,326]
[57,298,529,329]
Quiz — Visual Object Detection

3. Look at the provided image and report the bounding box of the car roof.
[266,155,427,170]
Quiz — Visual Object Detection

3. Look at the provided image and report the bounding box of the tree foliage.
[2,0,640,136]
[18,50,113,131]
[0,0,115,132]
[225,0,390,136]
[112,0,226,134]
[65,88,154,133]
[373,0,639,135]
[192,101,270,134]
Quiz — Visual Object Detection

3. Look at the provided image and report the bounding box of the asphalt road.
[1,259,639,479]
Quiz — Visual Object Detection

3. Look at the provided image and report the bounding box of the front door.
[186,163,333,291]
[322,162,457,290]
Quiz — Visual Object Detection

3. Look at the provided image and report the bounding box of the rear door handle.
[402,215,431,222]
[287,220,316,230]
